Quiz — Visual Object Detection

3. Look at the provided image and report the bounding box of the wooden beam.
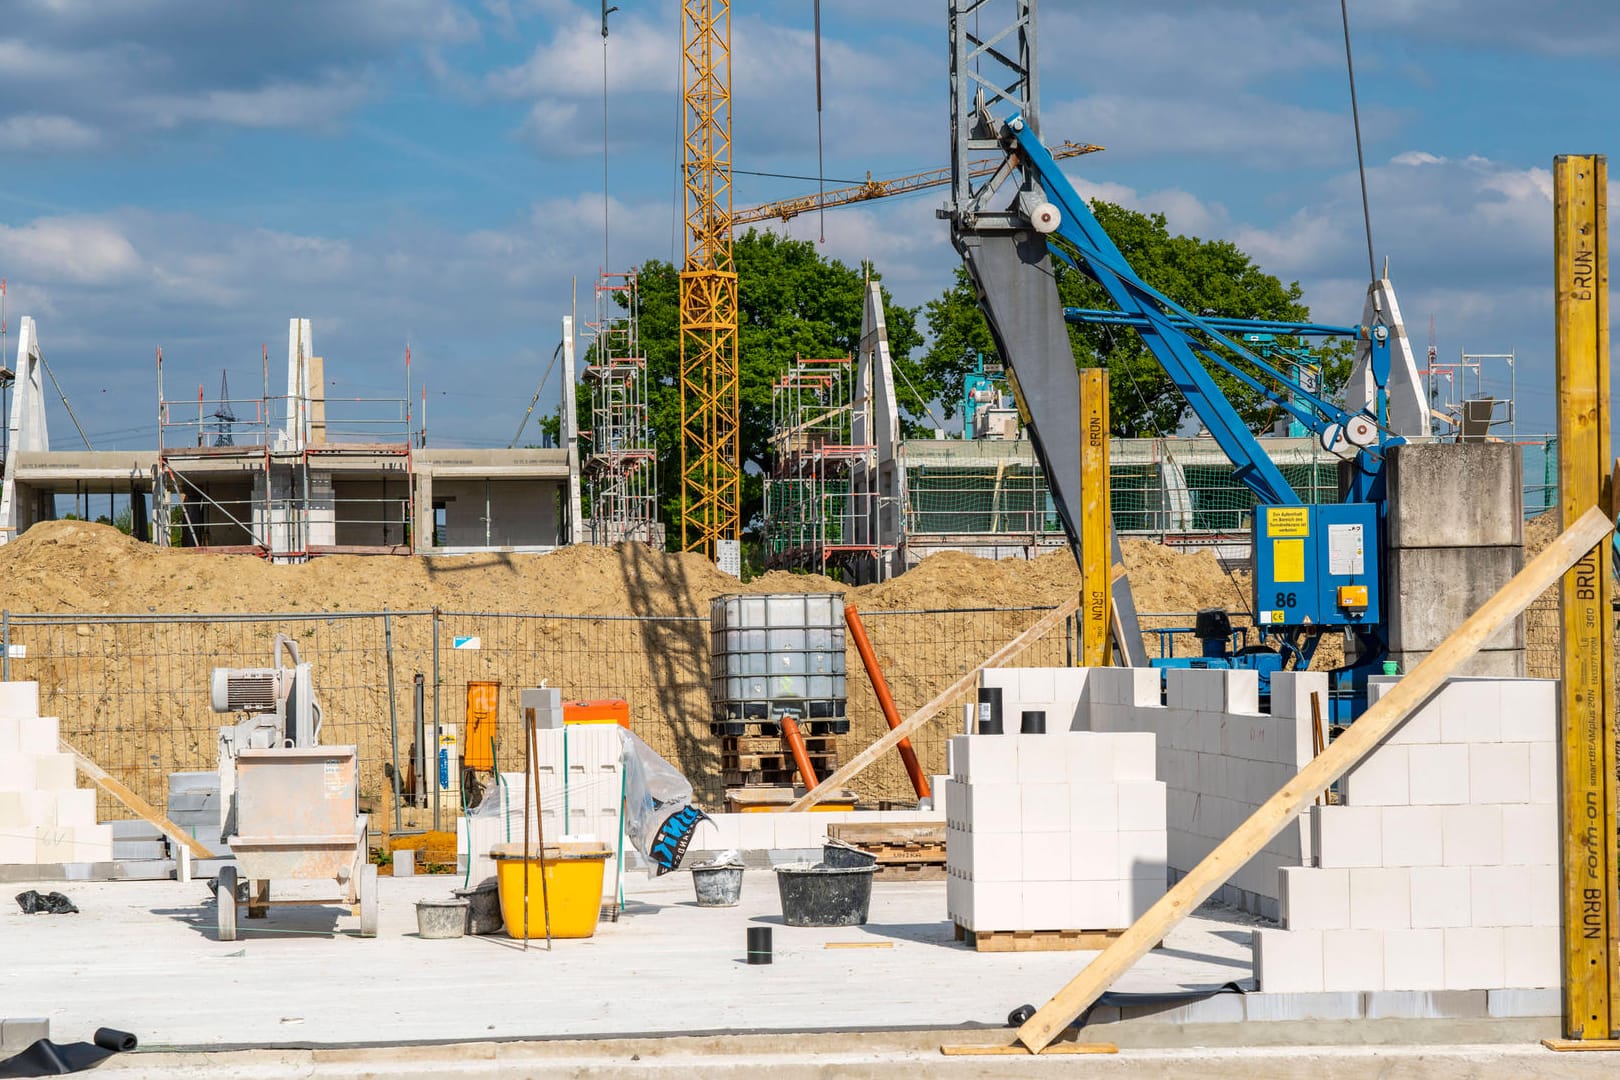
[1014,506,1615,1053]
[1554,153,1619,1042]
[62,737,215,861]
[786,595,1081,811]
[1078,368,1111,667]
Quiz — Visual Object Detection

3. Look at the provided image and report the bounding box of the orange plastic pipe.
[780,713,820,788]
[845,605,931,801]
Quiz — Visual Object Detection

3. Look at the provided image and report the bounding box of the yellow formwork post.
[1078,369,1111,667]
[1553,153,1619,1042]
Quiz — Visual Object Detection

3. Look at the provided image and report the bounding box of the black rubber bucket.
[821,840,877,869]
[775,862,876,927]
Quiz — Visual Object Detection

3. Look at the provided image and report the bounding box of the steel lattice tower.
[678,0,740,557]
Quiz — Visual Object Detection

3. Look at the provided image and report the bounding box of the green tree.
[916,201,1333,437]
[583,230,921,538]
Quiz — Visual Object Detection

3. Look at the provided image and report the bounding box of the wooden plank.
[940,1042,1117,1056]
[971,927,1125,953]
[787,594,1082,811]
[1078,368,1111,667]
[62,737,215,861]
[1554,153,1619,1042]
[873,863,946,882]
[1542,1039,1620,1052]
[1014,506,1615,1054]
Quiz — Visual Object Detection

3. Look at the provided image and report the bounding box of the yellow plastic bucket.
[491,843,612,939]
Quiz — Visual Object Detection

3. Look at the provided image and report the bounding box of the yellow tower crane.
[732,142,1103,228]
[678,0,741,559]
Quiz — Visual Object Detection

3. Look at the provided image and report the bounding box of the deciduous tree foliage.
[915,201,1351,437]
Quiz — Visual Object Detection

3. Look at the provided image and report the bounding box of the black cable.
[733,168,865,185]
[1340,0,1377,283]
[814,0,826,243]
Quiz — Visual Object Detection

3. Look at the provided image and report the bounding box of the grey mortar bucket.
[821,839,877,869]
[416,897,471,939]
[453,880,503,935]
[775,862,875,927]
[692,861,745,907]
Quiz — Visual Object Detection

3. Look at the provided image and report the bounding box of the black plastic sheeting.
[0,1029,136,1078]
[13,892,77,916]
[1006,981,1251,1029]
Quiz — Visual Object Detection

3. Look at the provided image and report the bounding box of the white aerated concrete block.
[954,735,1017,783]
[0,831,34,864]
[1017,668,1056,704]
[972,882,1022,931]
[32,753,74,791]
[1020,784,1069,833]
[18,716,59,756]
[1022,882,1070,930]
[1116,781,1166,832]
[1073,881,1122,929]
[1443,927,1505,991]
[1271,670,1331,721]
[1380,805,1444,867]
[1022,832,1070,882]
[1527,864,1560,928]
[0,755,35,793]
[1503,925,1559,989]
[1279,866,1350,931]
[967,783,1022,834]
[1441,805,1503,867]
[1067,736,1116,781]
[1498,681,1556,743]
[1223,669,1260,715]
[1468,743,1530,805]
[0,716,17,756]
[1500,803,1556,866]
[1017,735,1069,784]
[1070,831,1118,882]
[1405,744,1469,805]
[1253,928,1325,993]
[1112,733,1157,781]
[1312,805,1382,868]
[1528,742,1556,804]
[1342,744,1409,806]
[1382,928,1446,991]
[1117,830,1167,882]
[53,788,96,828]
[1123,876,1161,923]
[1409,865,1473,929]
[1069,784,1117,833]
[0,682,39,719]
[1470,866,1533,927]
[970,834,1021,883]
[1440,680,1502,744]
[1324,928,1385,992]
[1349,867,1412,930]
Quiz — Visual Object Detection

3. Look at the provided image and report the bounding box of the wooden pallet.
[874,862,946,882]
[722,734,838,754]
[827,822,945,847]
[721,751,839,771]
[954,924,1127,953]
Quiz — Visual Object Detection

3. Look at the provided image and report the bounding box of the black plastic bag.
[0,1028,136,1077]
[14,891,78,915]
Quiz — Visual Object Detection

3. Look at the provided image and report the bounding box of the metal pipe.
[413,672,426,808]
[844,605,930,800]
[432,607,441,830]
[384,609,401,833]
[780,713,820,789]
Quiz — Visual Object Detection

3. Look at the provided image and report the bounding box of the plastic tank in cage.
[709,594,848,735]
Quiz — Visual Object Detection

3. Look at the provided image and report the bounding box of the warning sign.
[1272,538,1306,583]
[1267,506,1310,537]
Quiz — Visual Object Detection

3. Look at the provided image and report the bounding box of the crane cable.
[508,340,566,449]
[1339,0,1377,283]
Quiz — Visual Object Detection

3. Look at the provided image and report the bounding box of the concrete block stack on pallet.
[1253,675,1560,993]
[943,715,1167,935]
[0,681,111,865]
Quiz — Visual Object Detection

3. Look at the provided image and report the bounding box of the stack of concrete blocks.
[1252,676,1559,993]
[1384,443,1524,677]
[1087,666,1322,919]
[0,682,111,865]
[457,723,625,905]
[167,771,229,858]
[944,727,1167,933]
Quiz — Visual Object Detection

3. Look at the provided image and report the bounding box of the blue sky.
[1,0,1616,452]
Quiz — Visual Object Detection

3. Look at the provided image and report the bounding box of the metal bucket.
[416,897,470,939]
[691,862,744,907]
[453,881,503,935]
[775,862,875,927]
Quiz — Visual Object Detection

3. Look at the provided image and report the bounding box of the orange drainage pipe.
[780,713,820,788]
[845,604,931,801]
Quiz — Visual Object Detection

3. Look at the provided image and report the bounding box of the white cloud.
[0,216,143,285]
[0,113,98,151]
[139,74,374,131]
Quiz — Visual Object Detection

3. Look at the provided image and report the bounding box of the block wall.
[944,732,1167,932]
[0,681,113,865]
[1252,676,1559,994]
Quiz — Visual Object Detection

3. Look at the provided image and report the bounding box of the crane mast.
[678,0,741,559]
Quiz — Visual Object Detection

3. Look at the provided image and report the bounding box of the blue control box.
[1251,502,1380,630]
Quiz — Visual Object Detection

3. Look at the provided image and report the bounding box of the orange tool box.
[563,698,630,729]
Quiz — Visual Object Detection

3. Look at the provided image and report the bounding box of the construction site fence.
[0,600,1575,831]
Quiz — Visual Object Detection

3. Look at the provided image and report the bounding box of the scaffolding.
[583,271,660,546]
[762,355,879,572]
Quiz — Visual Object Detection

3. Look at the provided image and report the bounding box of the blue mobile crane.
[944,1,1430,721]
